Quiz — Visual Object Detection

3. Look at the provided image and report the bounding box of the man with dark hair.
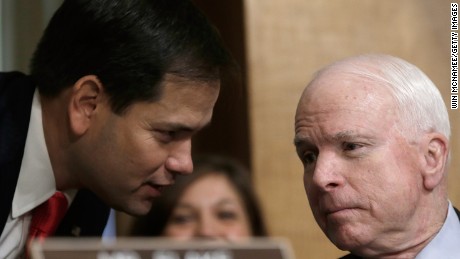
[0,0,235,257]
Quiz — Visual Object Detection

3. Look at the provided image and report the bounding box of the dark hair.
[131,155,268,237]
[30,0,235,114]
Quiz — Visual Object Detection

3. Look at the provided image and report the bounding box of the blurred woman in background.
[131,154,267,240]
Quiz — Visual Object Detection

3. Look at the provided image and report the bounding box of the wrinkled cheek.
[305,184,320,207]
[303,175,314,196]
[307,196,325,228]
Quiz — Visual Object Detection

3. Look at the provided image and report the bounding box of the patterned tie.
[27,191,69,242]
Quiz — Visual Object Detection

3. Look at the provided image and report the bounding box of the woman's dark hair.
[131,154,268,237]
[30,0,236,114]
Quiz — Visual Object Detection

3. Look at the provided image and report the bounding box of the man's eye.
[302,152,317,165]
[343,142,362,151]
[155,130,177,142]
[165,131,176,137]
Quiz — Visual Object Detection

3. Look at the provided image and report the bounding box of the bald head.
[298,54,450,141]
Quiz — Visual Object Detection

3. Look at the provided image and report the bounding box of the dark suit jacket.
[0,71,110,237]
[339,207,460,259]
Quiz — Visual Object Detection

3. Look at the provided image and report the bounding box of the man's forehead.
[302,72,394,110]
[162,73,221,88]
[296,77,400,137]
[309,69,372,90]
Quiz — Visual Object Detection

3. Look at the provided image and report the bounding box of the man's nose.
[165,139,193,175]
[310,151,345,192]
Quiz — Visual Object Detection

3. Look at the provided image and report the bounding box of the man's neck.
[40,92,78,190]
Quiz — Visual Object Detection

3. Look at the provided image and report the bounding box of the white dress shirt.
[0,90,76,259]
[416,202,460,259]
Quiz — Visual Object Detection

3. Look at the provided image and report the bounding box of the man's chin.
[114,201,152,216]
[327,227,367,252]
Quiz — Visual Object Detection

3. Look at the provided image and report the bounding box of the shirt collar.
[416,201,460,258]
[11,90,57,218]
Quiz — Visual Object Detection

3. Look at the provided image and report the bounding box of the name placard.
[30,237,295,259]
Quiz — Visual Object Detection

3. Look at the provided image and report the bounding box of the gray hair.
[312,54,451,141]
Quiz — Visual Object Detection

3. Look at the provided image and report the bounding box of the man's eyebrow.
[294,131,363,147]
[333,131,376,143]
[166,121,212,132]
[293,137,302,147]
[332,131,357,141]
[293,135,312,148]
[165,123,193,132]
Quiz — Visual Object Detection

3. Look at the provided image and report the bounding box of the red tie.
[28,191,69,241]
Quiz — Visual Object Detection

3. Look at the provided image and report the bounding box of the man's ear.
[421,133,449,190]
[68,75,104,136]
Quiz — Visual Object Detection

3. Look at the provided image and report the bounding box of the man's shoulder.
[0,71,35,99]
[0,71,26,80]
[0,71,29,88]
